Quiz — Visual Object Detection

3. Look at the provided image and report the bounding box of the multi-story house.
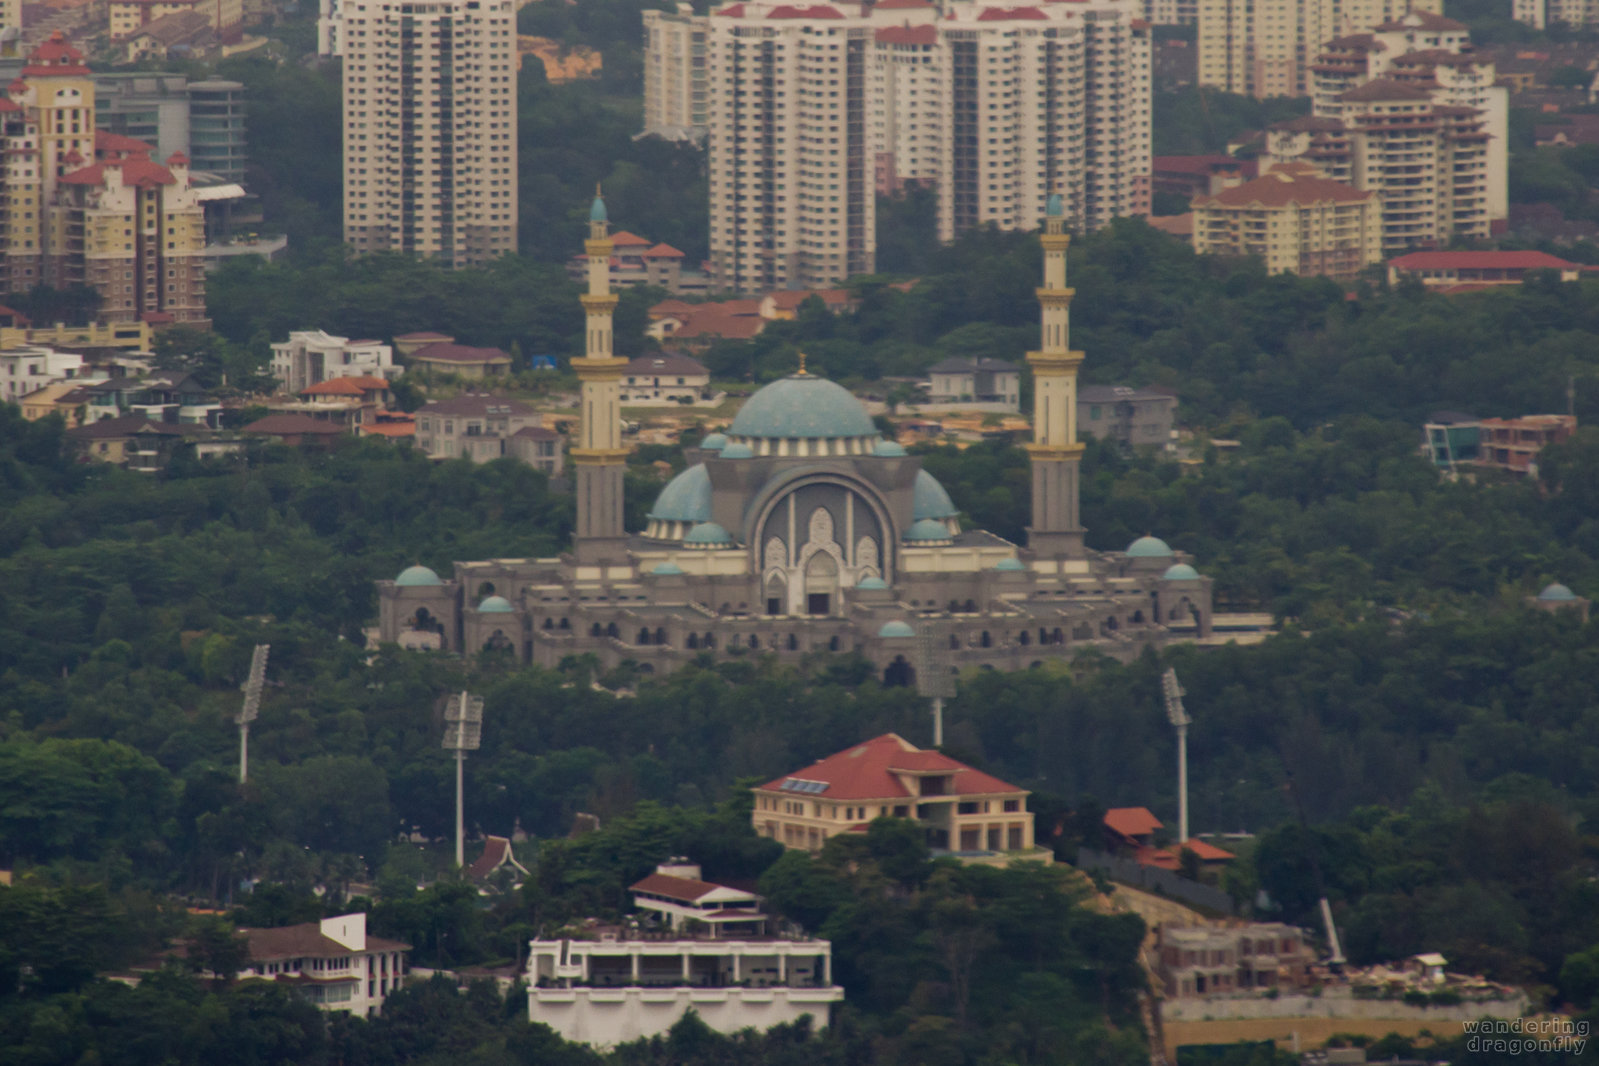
[752,733,1039,857]
[81,370,220,426]
[342,0,518,267]
[1191,162,1381,279]
[526,860,845,1046]
[107,0,243,43]
[270,330,397,394]
[924,357,1021,411]
[1156,923,1314,998]
[1513,0,1599,29]
[620,352,713,405]
[0,36,209,324]
[642,4,709,141]
[239,913,410,1016]
[692,0,1149,291]
[1078,384,1183,447]
[562,228,709,295]
[1197,0,1440,98]
[413,393,564,473]
[0,345,83,402]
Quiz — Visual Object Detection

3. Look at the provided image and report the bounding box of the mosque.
[376,196,1213,680]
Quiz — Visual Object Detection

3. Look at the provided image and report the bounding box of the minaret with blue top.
[572,190,630,564]
[1025,193,1085,561]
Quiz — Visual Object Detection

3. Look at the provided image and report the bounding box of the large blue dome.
[1126,536,1174,559]
[728,374,876,439]
[913,470,959,520]
[1540,582,1578,602]
[648,463,712,522]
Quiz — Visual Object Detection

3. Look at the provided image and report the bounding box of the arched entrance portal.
[805,552,838,615]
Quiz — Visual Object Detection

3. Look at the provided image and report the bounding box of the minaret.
[1025,193,1085,561]
[571,191,630,564]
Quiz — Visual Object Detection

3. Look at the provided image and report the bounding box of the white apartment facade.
[1512,0,1598,28]
[643,4,708,140]
[271,330,397,393]
[342,0,518,267]
[320,0,347,55]
[0,346,83,402]
[695,0,1149,292]
[1197,0,1442,98]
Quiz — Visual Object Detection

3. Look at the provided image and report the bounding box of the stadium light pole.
[1161,667,1191,844]
[442,690,484,867]
[237,644,270,784]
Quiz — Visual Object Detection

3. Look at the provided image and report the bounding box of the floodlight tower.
[442,690,484,868]
[1161,667,1191,844]
[236,644,270,784]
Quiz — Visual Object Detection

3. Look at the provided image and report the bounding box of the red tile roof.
[96,130,156,157]
[649,299,699,317]
[344,375,393,390]
[464,835,528,879]
[672,311,767,341]
[630,871,723,902]
[977,6,1047,18]
[1104,807,1163,838]
[876,0,935,7]
[395,330,453,341]
[876,24,937,44]
[1167,839,1236,862]
[608,230,652,247]
[642,242,685,258]
[23,32,89,77]
[301,377,366,396]
[419,394,536,417]
[243,923,409,962]
[410,341,512,365]
[1194,166,1372,207]
[1374,9,1466,31]
[755,733,1025,801]
[362,422,415,438]
[1338,77,1434,102]
[767,3,843,16]
[62,151,177,189]
[1152,154,1245,174]
[243,413,346,436]
[1390,250,1582,271]
[716,2,746,13]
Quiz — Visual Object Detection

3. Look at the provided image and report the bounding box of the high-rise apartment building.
[642,4,708,141]
[1197,0,1438,98]
[188,78,246,183]
[690,0,1149,292]
[341,0,518,267]
[1512,0,1598,29]
[0,34,207,323]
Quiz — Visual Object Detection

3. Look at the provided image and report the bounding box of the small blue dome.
[685,521,733,545]
[478,595,514,613]
[589,195,607,223]
[993,558,1026,572]
[857,576,889,590]
[728,374,876,439]
[905,518,954,543]
[1126,536,1174,559]
[396,565,443,587]
[913,469,959,520]
[651,562,685,576]
[1161,563,1200,582]
[1540,582,1578,602]
[648,463,712,523]
[878,620,915,638]
[720,442,753,459]
[1046,193,1064,218]
[700,432,729,452]
[874,439,908,457]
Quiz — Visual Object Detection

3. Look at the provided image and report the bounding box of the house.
[1387,250,1588,289]
[645,298,767,345]
[1475,414,1575,476]
[758,288,856,320]
[238,912,410,1016]
[18,381,89,426]
[414,394,563,472]
[564,229,711,294]
[923,357,1021,411]
[264,375,394,428]
[464,835,530,886]
[392,330,455,358]
[620,352,714,405]
[242,412,348,447]
[525,859,844,1046]
[408,341,514,379]
[64,414,213,470]
[81,371,221,427]
[1103,807,1163,851]
[1078,386,1177,450]
[1151,155,1254,201]
[751,733,1039,858]
[271,331,397,393]
[1156,923,1313,998]
[1421,410,1480,471]
[0,346,85,403]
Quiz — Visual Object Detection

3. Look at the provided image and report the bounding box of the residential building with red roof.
[1192,163,1382,279]
[0,37,208,325]
[1386,249,1587,288]
[238,912,410,1016]
[408,341,514,380]
[525,859,844,1045]
[414,393,563,473]
[563,225,710,296]
[270,330,398,393]
[752,733,1038,857]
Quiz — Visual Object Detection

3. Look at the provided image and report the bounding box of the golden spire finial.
[796,351,808,376]
[595,182,602,196]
